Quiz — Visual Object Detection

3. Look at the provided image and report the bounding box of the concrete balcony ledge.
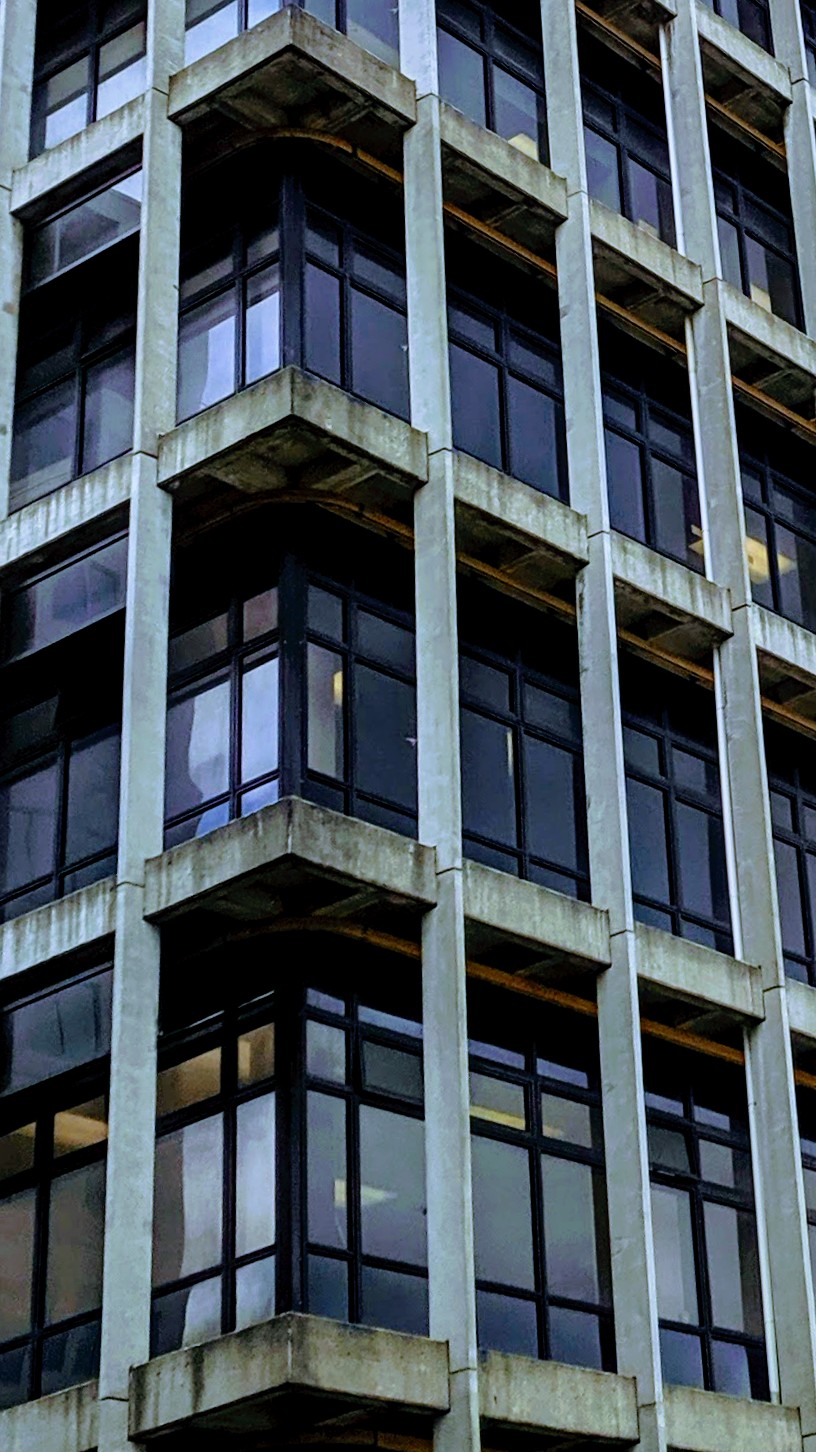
[157,367,427,522]
[0,1379,97,1452]
[755,603,816,723]
[787,975,816,1045]
[452,451,588,599]
[168,6,414,161]
[612,533,732,663]
[0,451,134,582]
[143,796,437,929]
[11,97,144,218]
[478,1350,638,1443]
[464,860,610,978]
[129,1313,449,1442]
[439,101,567,260]
[635,922,764,1024]
[590,201,704,340]
[721,280,816,417]
[663,1382,800,1452]
[0,878,115,988]
[695,1,791,141]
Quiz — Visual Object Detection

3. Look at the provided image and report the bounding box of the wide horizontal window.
[436,0,547,163]
[30,0,147,157]
[711,129,801,328]
[739,407,816,633]
[184,0,399,68]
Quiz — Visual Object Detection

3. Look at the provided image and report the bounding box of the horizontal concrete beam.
[478,1350,638,1443]
[694,0,792,104]
[453,449,588,590]
[0,1380,97,1452]
[591,200,704,317]
[439,98,568,230]
[129,1313,450,1440]
[0,879,115,986]
[754,602,816,686]
[0,452,132,580]
[723,279,816,382]
[612,531,732,660]
[787,976,816,1046]
[11,96,145,217]
[636,922,764,1021]
[143,796,437,921]
[664,1382,801,1452]
[464,860,611,969]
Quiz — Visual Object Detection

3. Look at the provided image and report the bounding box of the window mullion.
[281,173,304,370]
[276,979,307,1314]
[278,552,305,798]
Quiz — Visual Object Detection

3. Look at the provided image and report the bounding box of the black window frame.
[183,0,400,68]
[30,0,147,158]
[764,719,816,986]
[436,0,548,164]
[711,129,802,330]
[738,408,816,634]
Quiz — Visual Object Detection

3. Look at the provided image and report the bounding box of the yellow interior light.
[507,133,538,160]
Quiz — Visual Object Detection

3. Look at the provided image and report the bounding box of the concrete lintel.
[721,280,816,415]
[787,976,816,1045]
[663,1382,800,1452]
[129,1313,450,1440]
[478,1350,638,1443]
[612,532,732,660]
[452,449,588,592]
[694,0,792,108]
[0,879,115,986]
[0,1380,98,1452]
[591,200,704,337]
[10,98,145,218]
[168,6,415,138]
[463,859,611,970]
[0,452,133,580]
[143,796,437,921]
[157,366,428,501]
[754,602,816,691]
[635,921,764,1021]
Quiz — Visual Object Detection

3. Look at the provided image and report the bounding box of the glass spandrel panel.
[704,1200,763,1335]
[353,665,417,812]
[359,1106,426,1265]
[10,381,77,506]
[0,764,59,896]
[437,29,486,129]
[461,710,517,847]
[626,777,670,905]
[152,1115,224,1284]
[541,1156,610,1303]
[651,1182,699,1324]
[307,645,345,778]
[241,657,279,784]
[177,292,237,421]
[236,1092,275,1256]
[0,1189,35,1339]
[471,1135,535,1289]
[42,58,90,151]
[82,346,136,474]
[65,730,120,867]
[307,1091,347,1248]
[245,264,281,385]
[450,344,502,473]
[30,176,142,286]
[97,23,147,117]
[45,1161,105,1322]
[156,1048,222,1116]
[165,681,230,824]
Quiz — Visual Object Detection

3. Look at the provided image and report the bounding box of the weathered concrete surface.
[0,1380,97,1452]
[0,454,131,578]
[694,0,792,102]
[591,197,704,311]
[0,878,115,985]
[636,922,763,1021]
[612,530,732,659]
[787,976,816,1046]
[464,859,610,969]
[664,1382,801,1452]
[439,96,568,233]
[129,1313,450,1439]
[10,96,145,216]
[478,1351,638,1443]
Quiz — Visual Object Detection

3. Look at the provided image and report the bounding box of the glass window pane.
[778,525,816,634]
[40,1320,100,1398]
[151,1276,222,1355]
[165,681,231,824]
[471,1135,534,1288]
[711,1338,753,1398]
[494,67,542,160]
[437,29,486,128]
[350,289,408,418]
[307,1091,347,1248]
[177,292,236,421]
[169,614,229,675]
[0,1344,30,1411]
[308,1253,348,1320]
[626,778,670,906]
[362,1041,423,1099]
[470,1073,526,1130]
[1,971,112,1098]
[360,1265,428,1336]
[238,1023,275,1085]
[46,1160,105,1322]
[549,1305,604,1370]
[0,764,59,896]
[605,430,646,544]
[245,264,281,385]
[477,1288,538,1357]
[540,1093,596,1149]
[359,1106,426,1265]
[660,1326,705,1388]
[156,1048,221,1115]
[648,1124,691,1173]
[523,735,581,873]
[30,177,142,286]
[651,1183,699,1324]
[97,22,147,116]
[717,215,743,292]
[541,1156,609,1304]
[0,1126,36,1180]
[744,506,774,609]
[307,645,345,779]
[11,380,77,505]
[307,1020,346,1082]
[628,159,666,240]
[507,376,561,497]
[235,1254,275,1331]
[524,684,581,742]
[704,1200,763,1335]
[585,127,622,213]
[774,838,806,958]
[42,58,90,150]
[65,731,120,867]
[623,726,661,777]
[450,344,502,473]
[304,263,342,386]
[461,710,517,848]
[675,802,730,925]
[185,0,240,64]
[347,0,400,66]
[243,589,278,642]
[152,1115,223,1284]
[354,665,417,813]
[357,611,414,673]
[651,460,701,571]
[54,1097,108,1157]
[0,1189,35,1339]
[82,347,135,474]
[699,1140,752,1192]
[460,656,510,711]
[241,657,279,784]
[180,229,234,303]
[236,1091,275,1256]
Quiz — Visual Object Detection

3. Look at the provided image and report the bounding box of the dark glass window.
[0,542,125,925]
[0,966,110,1409]
[804,1,816,85]
[184,0,399,68]
[447,240,567,499]
[738,407,816,632]
[645,1041,768,1400]
[621,656,732,953]
[165,513,416,847]
[698,0,772,50]
[459,583,589,899]
[152,944,425,1356]
[581,34,675,247]
[10,175,140,513]
[30,0,146,158]
[711,129,801,328]
[468,989,613,1370]
[764,720,816,986]
[797,1086,816,1295]
[436,0,547,163]
[600,324,702,572]
[177,151,408,425]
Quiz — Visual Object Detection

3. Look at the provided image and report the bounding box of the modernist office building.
[6,1,816,1451]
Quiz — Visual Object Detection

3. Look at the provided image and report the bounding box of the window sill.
[663,1380,794,1452]
[0,877,115,991]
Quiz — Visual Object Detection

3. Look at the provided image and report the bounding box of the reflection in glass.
[46,1162,105,1322]
[153,1116,224,1284]
[236,1093,275,1256]
[359,1107,426,1265]
[472,1136,534,1289]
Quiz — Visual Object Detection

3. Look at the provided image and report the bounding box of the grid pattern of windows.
[436,0,547,163]
[600,325,702,572]
[621,656,732,953]
[468,992,613,1372]
[581,34,675,247]
[184,0,399,68]
[739,409,816,634]
[698,0,772,50]
[765,721,816,986]
[0,967,111,1410]
[711,129,802,328]
[30,0,146,157]
[645,1042,768,1400]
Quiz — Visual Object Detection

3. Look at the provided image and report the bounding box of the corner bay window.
[601,324,702,572]
[765,719,816,986]
[151,946,426,1353]
[645,1041,768,1400]
[30,0,146,157]
[165,514,417,846]
[459,583,589,899]
[469,989,613,1371]
[436,0,547,163]
[184,0,399,69]
[10,173,140,511]
[0,966,111,1409]
[0,537,126,924]
[739,408,816,633]
[711,128,802,328]
[177,150,409,425]
[621,655,732,953]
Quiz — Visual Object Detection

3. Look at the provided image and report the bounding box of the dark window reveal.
[797,1087,816,1295]
[738,408,816,633]
[436,0,547,163]
[581,34,675,247]
[804,1,816,85]
[0,967,111,1409]
[764,720,816,986]
[645,1042,768,1400]
[601,324,702,572]
[711,128,801,328]
[468,989,613,1371]
[30,0,146,158]
[184,0,399,68]
[621,656,732,953]
[698,0,772,51]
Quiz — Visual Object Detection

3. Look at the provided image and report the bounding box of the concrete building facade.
[4,0,816,1450]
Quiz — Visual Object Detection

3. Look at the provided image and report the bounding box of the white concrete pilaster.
[0,0,36,520]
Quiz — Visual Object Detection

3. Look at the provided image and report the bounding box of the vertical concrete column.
[665,0,816,1425]
[0,0,37,518]
[97,6,182,1449]
[400,8,479,1452]
[540,7,666,1448]
[768,0,816,338]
